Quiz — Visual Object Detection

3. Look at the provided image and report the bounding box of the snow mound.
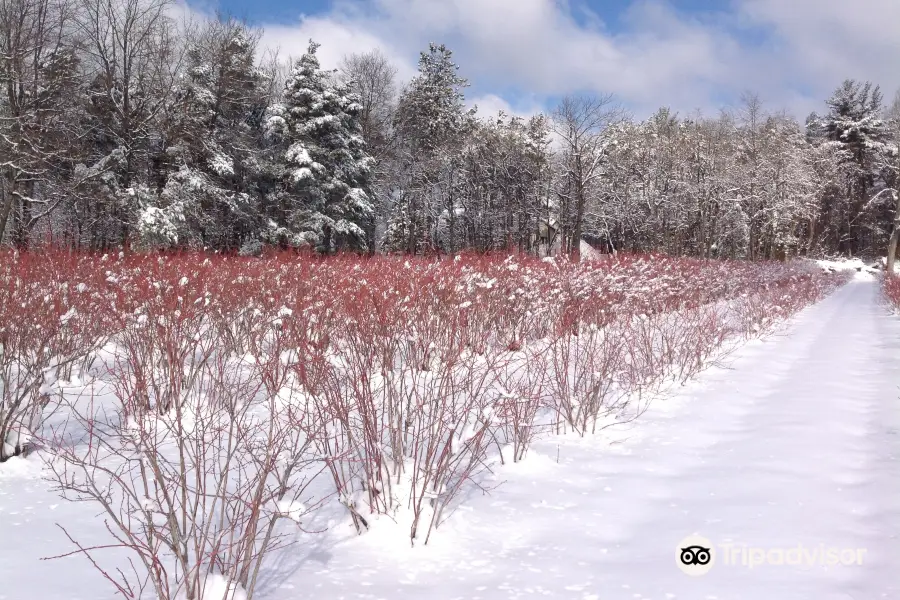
[0,454,43,480]
[815,257,881,278]
[579,240,606,261]
[175,574,247,600]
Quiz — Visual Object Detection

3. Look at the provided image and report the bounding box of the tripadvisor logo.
[676,535,867,576]
[677,535,715,576]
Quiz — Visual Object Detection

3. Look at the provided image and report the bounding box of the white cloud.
[183,0,900,119]
[332,0,738,113]
[259,15,418,80]
[466,94,545,119]
[736,0,900,111]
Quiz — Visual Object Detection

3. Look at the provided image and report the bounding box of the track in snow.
[1,274,898,600]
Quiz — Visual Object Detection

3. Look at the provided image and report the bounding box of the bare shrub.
[0,248,849,597]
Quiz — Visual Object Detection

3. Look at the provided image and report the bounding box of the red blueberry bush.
[884,273,900,310]
[0,248,849,598]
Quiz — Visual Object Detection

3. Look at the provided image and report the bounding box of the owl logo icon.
[677,536,715,575]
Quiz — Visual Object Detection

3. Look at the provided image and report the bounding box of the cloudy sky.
[184,0,900,120]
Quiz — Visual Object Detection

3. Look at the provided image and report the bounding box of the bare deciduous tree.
[0,0,80,243]
[884,91,900,272]
[339,49,398,251]
[339,49,397,160]
[74,0,182,246]
[552,94,621,261]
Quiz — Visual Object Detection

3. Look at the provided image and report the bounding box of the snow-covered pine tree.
[805,111,825,144]
[817,80,890,254]
[264,40,375,253]
[143,18,269,250]
[386,43,471,254]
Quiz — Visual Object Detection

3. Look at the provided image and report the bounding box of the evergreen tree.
[816,80,890,254]
[264,40,374,253]
[143,19,269,250]
[385,43,471,254]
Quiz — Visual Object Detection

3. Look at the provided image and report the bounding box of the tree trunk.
[447,182,456,254]
[571,171,584,262]
[0,187,14,244]
[886,191,900,275]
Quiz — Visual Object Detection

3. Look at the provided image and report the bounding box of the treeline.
[1,0,898,259]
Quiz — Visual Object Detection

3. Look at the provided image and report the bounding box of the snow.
[138,205,180,246]
[290,167,313,182]
[579,240,605,261]
[1,276,898,599]
[276,499,306,523]
[59,306,77,325]
[174,575,247,600]
[264,273,898,599]
[208,153,235,177]
[814,256,883,275]
[285,143,311,166]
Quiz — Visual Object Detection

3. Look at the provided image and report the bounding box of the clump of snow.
[285,143,312,166]
[138,206,180,247]
[238,239,264,257]
[815,257,875,272]
[291,167,313,182]
[59,306,77,325]
[814,257,882,280]
[0,452,42,479]
[276,499,306,523]
[208,152,235,177]
[175,574,247,600]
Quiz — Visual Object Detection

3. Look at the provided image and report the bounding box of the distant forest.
[1,0,898,260]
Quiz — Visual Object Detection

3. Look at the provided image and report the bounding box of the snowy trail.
[2,276,899,600]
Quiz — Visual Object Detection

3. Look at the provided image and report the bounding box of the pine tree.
[386,43,471,254]
[144,19,269,250]
[818,80,890,254]
[264,40,374,253]
[822,80,888,164]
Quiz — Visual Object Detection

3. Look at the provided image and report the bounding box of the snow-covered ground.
[814,256,887,274]
[2,272,898,600]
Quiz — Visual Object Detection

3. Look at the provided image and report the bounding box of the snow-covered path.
[2,276,899,600]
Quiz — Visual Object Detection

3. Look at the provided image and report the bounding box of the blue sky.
[186,0,899,120]
[215,0,729,26]
[213,0,331,23]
